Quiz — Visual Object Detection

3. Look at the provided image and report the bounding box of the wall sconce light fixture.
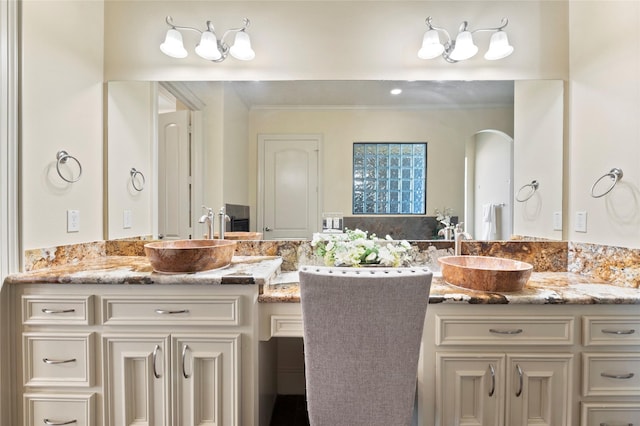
[160,15,255,62]
[418,16,513,63]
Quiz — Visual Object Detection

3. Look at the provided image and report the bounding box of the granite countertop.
[259,271,640,305]
[4,256,283,286]
[6,255,640,304]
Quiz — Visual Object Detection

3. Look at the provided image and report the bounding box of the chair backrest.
[299,266,432,426]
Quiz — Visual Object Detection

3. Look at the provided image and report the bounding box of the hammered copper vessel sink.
[144,239,237,274]
[438,255,533,292]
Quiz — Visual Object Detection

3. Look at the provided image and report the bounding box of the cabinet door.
[506,354,573,426]
[436,353,505,426]
[103,334,171,426]
[172,333,241,426]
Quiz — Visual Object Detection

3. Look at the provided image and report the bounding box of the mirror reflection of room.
[106,80,563,242]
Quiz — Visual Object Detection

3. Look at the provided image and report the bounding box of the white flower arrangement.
[311,228,412,267]
[435,207,453,228]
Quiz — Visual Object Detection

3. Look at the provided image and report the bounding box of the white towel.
[482,203,497,240]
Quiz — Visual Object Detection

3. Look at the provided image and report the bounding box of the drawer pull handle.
[601,372,635,380]
[488,364,495,397]
[152,344,162,379]
[182,344,191,379]
[602,328,636,335]
[489,328,523,335]
[515,364,523,397]
[155,309,189,315]
[42,308,76,314]
[42,358,76,365]
[600,423,633,426]
[44,419,77,425]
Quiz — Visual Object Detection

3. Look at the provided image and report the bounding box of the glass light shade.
[229,31,255,61]
[484,31,514,60]
[417,29,445,59]
[160,29,188,59]
[448,31,478,61]
[195,31,222,61]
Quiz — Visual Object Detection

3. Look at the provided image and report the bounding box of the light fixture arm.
[470,17,509,34]
[165,15,202,34]
[163,16,252,63]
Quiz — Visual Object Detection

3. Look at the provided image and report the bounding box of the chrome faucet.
[454,223,472,256]
[198,206,215,239]
[218,206,230,240]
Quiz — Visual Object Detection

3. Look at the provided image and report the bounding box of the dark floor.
[269,395,310,426]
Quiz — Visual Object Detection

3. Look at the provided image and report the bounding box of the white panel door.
[103,334,171,426]
[173,334,241,426]
[505,354,573,426]
[158,111,191,240]
[259,135,320,240]
[437,353,505,426]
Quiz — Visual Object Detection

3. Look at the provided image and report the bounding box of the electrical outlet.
[575,211,587,233]
[553,211,562,231]
[67,210,80,232]
[123,210,132,229]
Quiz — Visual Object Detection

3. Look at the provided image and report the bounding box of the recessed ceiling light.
[390,88,402,95]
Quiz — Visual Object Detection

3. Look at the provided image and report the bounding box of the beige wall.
[104,1,569,81]
[569,1,640,248]
[248,107,513,221]
[513,80,564,240]
[21,0,104,250]
[105,81,154,239]
[18,0,640,252]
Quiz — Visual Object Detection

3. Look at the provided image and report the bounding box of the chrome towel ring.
[591,168,623,198]
[56,150,82,183]
[130,168,146,192]
[515,180,539,202]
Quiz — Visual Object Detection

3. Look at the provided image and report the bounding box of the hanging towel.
[482,203,497,240]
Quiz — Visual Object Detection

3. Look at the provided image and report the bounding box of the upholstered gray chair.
[299,266,432,426]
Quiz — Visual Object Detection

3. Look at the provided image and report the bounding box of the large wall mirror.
[105,80,563,242]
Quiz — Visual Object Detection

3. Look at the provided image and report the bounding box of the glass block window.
[353,142,426,214]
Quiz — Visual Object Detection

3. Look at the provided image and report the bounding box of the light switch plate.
[575,211,587,233]
[123,210,132,229]
[553,211,562,231]
[67,210,80,232]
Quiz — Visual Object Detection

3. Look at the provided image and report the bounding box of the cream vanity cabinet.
[426,307,575,426]
[11,283,259,426]
[580,315,640,426]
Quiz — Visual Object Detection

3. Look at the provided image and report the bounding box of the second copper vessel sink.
[438,255,533,292]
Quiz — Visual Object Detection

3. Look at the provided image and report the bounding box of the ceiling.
[228,80,514,109]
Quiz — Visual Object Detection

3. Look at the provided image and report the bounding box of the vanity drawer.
[101,295,240,326]
[23,332,94,387]
[583,316,640,346]
[24,393,94,426]
[582,353,640,396]
[581,402,640,426]
[436,315,575,346]
[271,315,304,337]
[22,295,93,325]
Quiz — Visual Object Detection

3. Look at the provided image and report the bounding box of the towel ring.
[130,168,146,192]
[591,168,623,198]
[56,150,82,183]
[515,180,539,202]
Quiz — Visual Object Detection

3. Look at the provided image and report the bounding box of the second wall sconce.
[418,16,514,63]
[160,15,255,62]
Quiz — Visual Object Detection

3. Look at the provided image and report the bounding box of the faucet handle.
[455,222,464,232]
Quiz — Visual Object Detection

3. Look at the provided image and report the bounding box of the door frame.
[257,134,323,238]
[154,83,204,240]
